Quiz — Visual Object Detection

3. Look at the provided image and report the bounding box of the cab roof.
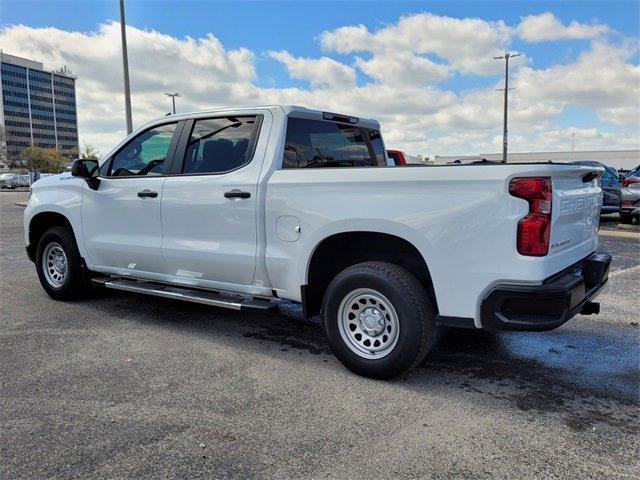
[165,105,381,130]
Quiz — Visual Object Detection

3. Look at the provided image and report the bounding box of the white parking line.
[609,264,640,278]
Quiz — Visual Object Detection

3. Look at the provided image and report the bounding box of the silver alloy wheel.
[42,242,68,288]
[337,288,400,359]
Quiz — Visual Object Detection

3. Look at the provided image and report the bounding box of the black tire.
[35,226,89,300]
[322,261,436,379]
[619,212,632,224]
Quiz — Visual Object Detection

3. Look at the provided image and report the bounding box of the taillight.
[509,177,552,256]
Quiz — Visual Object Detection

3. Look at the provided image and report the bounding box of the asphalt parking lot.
[1,191,638,479]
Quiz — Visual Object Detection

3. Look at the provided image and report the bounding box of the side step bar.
[91,277,276,312]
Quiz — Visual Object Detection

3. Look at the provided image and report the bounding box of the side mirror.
[71,159,100,190]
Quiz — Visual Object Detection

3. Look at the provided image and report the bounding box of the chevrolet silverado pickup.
[24,105,611,378]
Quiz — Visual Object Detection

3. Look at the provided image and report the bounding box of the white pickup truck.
[24,105,611,378]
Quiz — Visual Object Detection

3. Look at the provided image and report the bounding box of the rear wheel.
[35,226,89,300]
[322,261,435,379]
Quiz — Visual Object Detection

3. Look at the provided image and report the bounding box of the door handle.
[224,189,251,199]
[137,189,158,198]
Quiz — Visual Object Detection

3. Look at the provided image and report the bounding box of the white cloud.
[513,41,640,113]
[355,52,451,85]
[320,13,515,76]
[267,51,355,89]
[517,13,610,42]
[598,105,640,127]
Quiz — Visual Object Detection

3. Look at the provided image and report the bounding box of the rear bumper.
[481,252,611,331]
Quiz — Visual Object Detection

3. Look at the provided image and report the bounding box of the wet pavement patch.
[242,328,330,356]
[419,327,639,434]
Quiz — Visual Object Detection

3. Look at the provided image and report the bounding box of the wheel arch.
[302,230,438,318]
[27,211,77,262]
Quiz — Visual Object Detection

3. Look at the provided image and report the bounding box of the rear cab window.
[282,117,386,169]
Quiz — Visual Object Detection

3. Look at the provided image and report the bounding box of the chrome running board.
[91,277,275,312]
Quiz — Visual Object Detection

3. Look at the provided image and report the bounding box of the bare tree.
[80,143,100,160]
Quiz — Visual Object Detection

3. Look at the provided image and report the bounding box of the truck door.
[81,122,181,274]
[160,114,266,286]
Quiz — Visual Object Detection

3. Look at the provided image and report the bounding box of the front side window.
[182,116,257,174]
[109,123,177,176]
[282,117,386,169]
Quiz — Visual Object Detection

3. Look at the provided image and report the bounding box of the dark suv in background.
[573,161,621,214]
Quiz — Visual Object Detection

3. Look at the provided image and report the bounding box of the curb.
[617,224,640,231]
[599,230,640,240]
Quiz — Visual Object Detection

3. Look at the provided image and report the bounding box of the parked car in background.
[386,149,407,166]
[0,172,31,188]
[573,161,621,214]
[620,180,640,224]
[0,172,19,189]
[17,174,30,187]
[387,150,430,166]
[622,165,639,187]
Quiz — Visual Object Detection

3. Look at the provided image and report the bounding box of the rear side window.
[282,117,386,169]
[182,116,257,174]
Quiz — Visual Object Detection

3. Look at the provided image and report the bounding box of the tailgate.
[547,166,602,273]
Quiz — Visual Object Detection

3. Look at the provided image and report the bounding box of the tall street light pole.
[165,93,181,114]
[119,0,133,134]
[494,52,520,163]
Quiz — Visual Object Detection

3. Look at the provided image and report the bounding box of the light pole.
[165,93,181,114]
[119,0,133,134]
[494,52,521,163]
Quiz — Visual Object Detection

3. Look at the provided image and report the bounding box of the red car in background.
[387,149,408,166]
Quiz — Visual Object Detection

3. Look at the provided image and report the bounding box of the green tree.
[20,146,68,173]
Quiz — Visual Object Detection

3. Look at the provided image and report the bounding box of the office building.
[0,52,79,159]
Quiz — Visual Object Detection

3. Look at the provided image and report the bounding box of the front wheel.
[323,261,436,379]
[35,226,89,300]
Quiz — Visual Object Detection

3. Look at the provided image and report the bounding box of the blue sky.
[1,1,638,155]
